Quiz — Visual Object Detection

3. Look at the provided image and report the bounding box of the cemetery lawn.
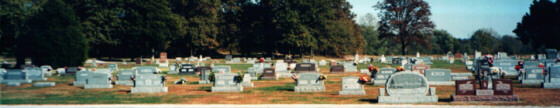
[1,58,560,105]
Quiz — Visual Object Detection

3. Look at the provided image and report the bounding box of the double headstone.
[211,73,243,92]
[131,74,168,93]
[338,77,365,95]
[65,67,81,76]
[452,79,519,101]
[274,62,291,77]
[378,71,438,103]
[493,60,518,76]
[73,71,91,86]
[521,67,544,84]
[178,64,196,75]
[294,73,325,92]
[342,62,357,72]
[424,69,454,85]
[372,68,396,85]
[2,70,32,86]
[544,66,560,88]
[116,70,135,86]
[84,72,113,89]
[329,65,345,74]
[260,68,277,80]
[135,67,158,74]
[25,68,47,81]
[294,63,317,73]
[212,66,231,73]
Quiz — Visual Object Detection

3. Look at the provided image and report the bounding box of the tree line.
[1,0,558,68]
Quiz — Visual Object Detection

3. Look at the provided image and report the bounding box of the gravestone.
[40,66,52,77]
[91,58,97,67]
[360,69,370,75]
[247,68,258,80]
[131,74,168,93]
[378,71,438,103]
[260,68,277,80]
[424,69,454,85]
[452,79,519,102]
[25,68,47,81]
[65,67,81,76]
[2,70,32,85]
[253,63,271,73]
[319,60,327,66]
[135,67,158,74]
[544,66,560,88]
[274,62,291,77]
[412,64,430,74]
[475,51,481,59]
[372,68,397,85]
[343,62,357,72]
[294,63,317,73]
[455,79,476,95]
[330,65,345,74]
[493,60,518,76]
[466,61,474,70]
[521,67,544,84]
[84,72,113,89]
[338,77,365,95]
[56,68,65,75]
[212,66,231,73]
[33,82,56,87]
[158,52,169,67]
[450,73,473,80]
[199,70,211,84]
[0,68,5,80]
[95,68,113,76]
[380,55,387,63]
[212,73,243,92]
[294,73,325,92]
[115,70,135,86]
[392,58,402,65]
[523,61,539,68]
[225,55,233,61]
[178,64,196,75]
[167,64,179,74]
[135,58,142,65]
[241,74,254,87]
[108,63,118,72]
[73,71,91,86]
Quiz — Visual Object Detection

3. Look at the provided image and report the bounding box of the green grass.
[254,83,294,92]
[431,60,466,69]
[198,86,211,91]
[1,91,179,104]
[214,63,252,71]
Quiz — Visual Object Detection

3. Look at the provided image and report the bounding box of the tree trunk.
[401,41,407,56]
[15,56,25,69]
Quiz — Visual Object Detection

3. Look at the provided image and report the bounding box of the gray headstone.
[40,66,52,77]
[424,69,454,85]
[25,68,47,81]
[2,70,32,85]
[199,70,211,84]
[84,72,112,89]
[275,63,291,77]
[493,60,518,76]
[338,77,365,95]
[116,70,135,86]
[212,73,243,92]
[131,74,168,93]
[73,71,91,86]
[241,74,254,87]
[108,63,119,72]
[212,66,231,73]
[343,62,357,72]
[378,71,437,103]
[294,73,325,92]
[372,68,396,85]
[135,67,158,74]
[544,66,560,88]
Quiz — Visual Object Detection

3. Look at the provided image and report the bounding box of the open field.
[1,59,559,106]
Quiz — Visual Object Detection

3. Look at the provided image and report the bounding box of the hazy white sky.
[348,0,534,39]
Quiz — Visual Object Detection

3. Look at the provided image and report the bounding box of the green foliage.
[24,0,88,68]
[513,0,560,50]
[470,28,500,54]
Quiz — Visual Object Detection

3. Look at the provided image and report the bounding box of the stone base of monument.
[276,72,292,78]
[85,84,113,89]
[241,82,254,87]
[73,81,87,86]
[428,81,455,85]
[346,69,357,72]
[260,76,278,80]
[199,80,211,84]
[115,81,134,86]
[452,76,468,80]
[377,87,438,104]
[167,71,179,74]
[451,95,520,101]
[131,87,168,93]
[33,82,55,87]
[211,86,243,92]
[372,79,387,85]
[338,90,366,95]
[544,83,560,88]
[521,80,543,85]
[2,79,32,84]
[294,85,325,92]
[7,82,21,86]
[30,78,48,81]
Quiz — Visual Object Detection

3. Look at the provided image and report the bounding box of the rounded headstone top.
[385,71,429,96]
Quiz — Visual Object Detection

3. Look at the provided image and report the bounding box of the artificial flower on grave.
[318,74,327,80]
[358,75,369,84]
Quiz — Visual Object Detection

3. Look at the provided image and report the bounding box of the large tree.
[375,0,435,55]
[23,0,88,68]
[470,28,500,54]
[170,0,221,56]
[513,0,560,51]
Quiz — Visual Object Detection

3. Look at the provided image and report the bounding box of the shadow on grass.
[198,86,212,92]
[358,99,378,103]
[439,98,452,102]
[254,83,295,92]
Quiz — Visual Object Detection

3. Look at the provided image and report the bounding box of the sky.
[348,0,534,39]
